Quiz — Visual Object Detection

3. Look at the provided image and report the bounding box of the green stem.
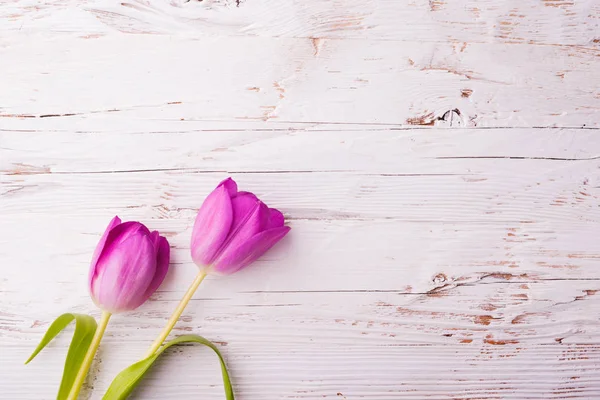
[144,270,207,358]
[66,311,111,400]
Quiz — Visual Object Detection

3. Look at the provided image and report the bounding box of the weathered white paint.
[1,1,599,399]
[1,35,599,128]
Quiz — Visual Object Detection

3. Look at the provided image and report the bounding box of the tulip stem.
[144,270,208,358]
[67,311,111,400]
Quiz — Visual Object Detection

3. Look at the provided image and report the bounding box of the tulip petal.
[90,221,152,288]
[219,177,238,197]
[235,190,255,198]
[213,226,290,275]
[212,199,270,265]
[230,192,260,232]
[105,221,151,249]
[89,216,121,292]
[143,235,170,299]
[92,234,157,313]
[268,208,285,229]
[191,184,234,266]
[148,230,160,249]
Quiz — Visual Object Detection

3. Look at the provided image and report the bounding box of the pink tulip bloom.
[89,216,170,313]
[191,178,290,275]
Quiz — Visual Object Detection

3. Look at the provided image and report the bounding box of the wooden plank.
[9,341,600,399]
[1,0,599,46]
[1,129,599,173]
[0,36,598,128]
[4,266,600,344]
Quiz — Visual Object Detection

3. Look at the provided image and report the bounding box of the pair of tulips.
[38,178,290,399]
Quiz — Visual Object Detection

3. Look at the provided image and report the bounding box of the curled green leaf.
[103,335,234,400]
[26,313,98,400]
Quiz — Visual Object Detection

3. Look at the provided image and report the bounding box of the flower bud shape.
[89,216,170,313]
[191,178,290,275]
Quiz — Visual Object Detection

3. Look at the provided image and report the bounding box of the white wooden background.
[1,0,600,399]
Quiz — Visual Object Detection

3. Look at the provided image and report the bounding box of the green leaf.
[103,335,234,400]
[25,313,98,400]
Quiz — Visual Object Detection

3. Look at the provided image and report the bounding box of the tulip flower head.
[191,178,290,275]
[89,216,170,313]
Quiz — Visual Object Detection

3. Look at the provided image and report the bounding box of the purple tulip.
[191,178,290,275]
[89,216,170,313]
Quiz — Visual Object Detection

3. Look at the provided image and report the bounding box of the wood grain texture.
[0,35,599,128]
[1,0,599,46]
[1,1,600,399]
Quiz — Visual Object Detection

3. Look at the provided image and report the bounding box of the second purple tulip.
[145,177,290,357]
[191,177,290,275]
